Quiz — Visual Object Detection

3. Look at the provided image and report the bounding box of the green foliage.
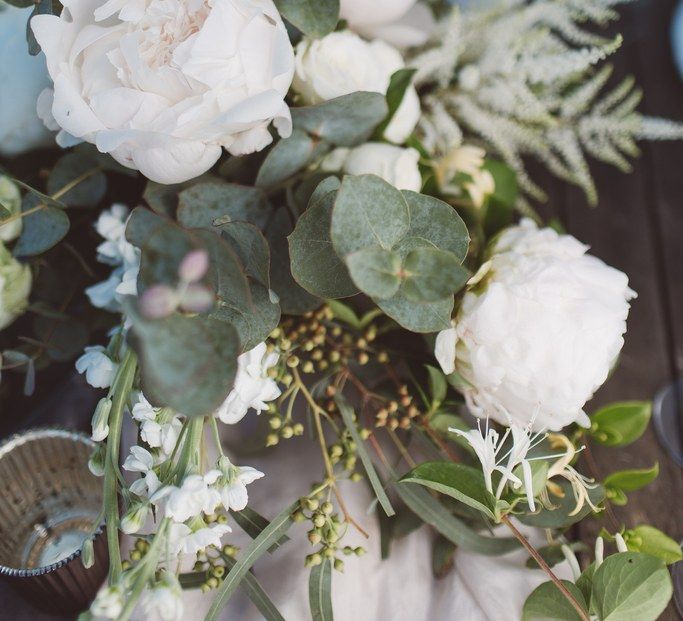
[525,542,588,570]
[623,525,683,565]
[126,305,239,417]
[222,556,285,621]
[309,559,334,621]
[589,401,652,447]
[374,68,417,139]
[518,480,605,529]
[13,196,69,257]
[604,463,658,505]
[425,365,447,412]
[522,580,588,621]
[274,0,339,38]
[47,151,106,207]
[590,552,673,621]
[229,507,290,554]
[400,461,498,520]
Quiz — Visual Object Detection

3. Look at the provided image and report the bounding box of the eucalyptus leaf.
[590,401,652,447]
[274,0,339,38]
[126,306,239,417]
[204,502,297,621]
[291,92,389,147]
[32,316,89,362]
[376,293,454,333]
[402,247,469,303]
[522,580,588,621]
[309,559,334,621]
[178,180,271,230]
[47,152,106,207]
[288,190,358,299]
[125,207,170,248]
[256,129,330,189]
[346,246,401,300]
[590,552,673,621]
[219,222,271,288]
[375,68,417,138]
[400,461,497,520]
[331,174,410,256]
[13,196,69,257]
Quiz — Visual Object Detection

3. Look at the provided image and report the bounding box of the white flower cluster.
[86,204,140,313]
[436,219,635,431]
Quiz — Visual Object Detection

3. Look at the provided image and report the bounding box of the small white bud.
[121,502,149,534]
[614,532,628,553]
[91,398,112,442]
[594,536,604,567]
[88,444,106,477]
[561,544,581,582]
[179,283,214,313]
[139,284,178,319]
[81,538,95,569]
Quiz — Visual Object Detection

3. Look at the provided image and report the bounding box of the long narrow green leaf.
[204,502,297,621]
[309,559,334,621]
[230,506,290,553]
[336,396,395,517]
[223,556,286,621]
[391,471,518,556]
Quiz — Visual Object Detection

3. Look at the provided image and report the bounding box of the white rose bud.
[31,0,295,184]
[435,219,636,431]
[322,143,422,191]
[0,5,54,157]
[0,241,32,330]
[0,176,23,242]
[293,30,420,144]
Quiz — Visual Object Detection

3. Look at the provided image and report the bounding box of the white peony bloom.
[155,472,221,523]
[75,345,118,388]
[339,0,435,48]
[90,585,124,619]
[214,457,264,512]
[322,143,422,191]
[293,30,420,144]
[0,4,54,156]
[435,219,636,431]
[31,0,295,184]
[215,342,281,424]
[0,241,32,330]
[0,176,22,242]
[142,573,184,621]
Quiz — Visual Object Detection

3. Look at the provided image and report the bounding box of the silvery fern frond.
[411,0,683,206]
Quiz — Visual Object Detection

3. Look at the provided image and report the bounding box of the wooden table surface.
[1,1,682,619]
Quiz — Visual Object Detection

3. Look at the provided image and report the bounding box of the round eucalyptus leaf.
[402,247,469,303]
[346,246,401,299]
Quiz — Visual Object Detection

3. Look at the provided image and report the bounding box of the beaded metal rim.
[0,427,104,578]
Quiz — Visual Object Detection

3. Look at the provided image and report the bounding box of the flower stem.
[174,416,205,482]
[103,349,137,584]
[501,515,590,621]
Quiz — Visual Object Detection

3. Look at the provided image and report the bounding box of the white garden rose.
[0,241,32,331]
[434,219,636,431]
[340,0,435,49]
[0,2,54,157]
[31,0,295,184]
[321,143,422,191]
[292,30,420,144]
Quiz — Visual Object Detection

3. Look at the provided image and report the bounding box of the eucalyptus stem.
[501,515,590,621]
[103,349,137,584]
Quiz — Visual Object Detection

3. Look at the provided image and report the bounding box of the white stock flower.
[293,30,420,144]
[322,143,422,192]
[0,4,53,157]
[167,521,231,556]
[132,393,182,455]
[0,176,22,242]
[435,219,636,431]
[142,573,184,621]
[216,342,281,424]
[155,472,221,523]
[214,457,264,512]
[75,346,118,389]
[91,585,124,619]
[31,0,295,184]
[123,445,161,497]
[339,0,435,48]
[0,241,32,330]
[120,500,149,534]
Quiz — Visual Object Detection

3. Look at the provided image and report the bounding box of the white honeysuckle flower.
[595,536,605,567]
[75,346,118,389]
[90,585,124,619]
[115,266,139,298]
[435,219,636,431]
[154,472,222,523]
[293,30,420,144]
[214,457,264,512]
[321,143,422,192]
[216,343,281,425]
[31,0,295,184]
[614,532,628,553]
[142,572,184,621]
[339,0,435,49]
[123,446,161,498]
[166,521,231,556]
